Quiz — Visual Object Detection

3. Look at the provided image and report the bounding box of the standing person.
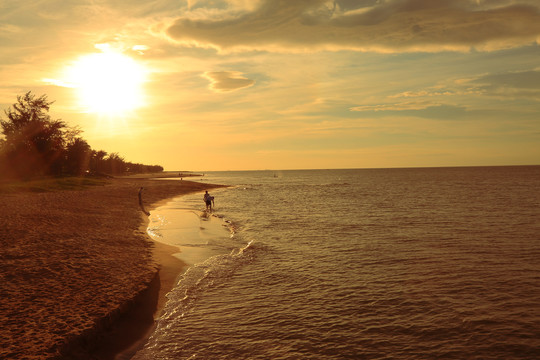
[138,187,150,216]
[203,190,214,210]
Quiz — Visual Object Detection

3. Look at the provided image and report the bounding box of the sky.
[1,0,539,171]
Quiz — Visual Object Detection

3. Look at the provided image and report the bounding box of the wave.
[163,238,256,316]
[135,240,258,358]
[136,187,271,358]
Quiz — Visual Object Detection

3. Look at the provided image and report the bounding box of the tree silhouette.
[105,153,126,175]
[0,92,68,177]
[0,92,165,179]
[90,150,108,174]
[65,138,92,176]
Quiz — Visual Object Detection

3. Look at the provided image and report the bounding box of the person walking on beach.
[204,190,214,210]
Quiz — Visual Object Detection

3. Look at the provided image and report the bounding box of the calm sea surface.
[134,166,540,359]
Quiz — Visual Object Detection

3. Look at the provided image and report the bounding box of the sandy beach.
[0,176,223,359]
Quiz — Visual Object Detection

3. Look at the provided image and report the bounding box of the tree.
[105,152,126,175]
[89,150,108,174]
[0,92,68,177]
[64,138,92,176]
[1,92,165,179]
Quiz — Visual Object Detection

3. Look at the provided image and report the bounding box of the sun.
[66,52,147,115]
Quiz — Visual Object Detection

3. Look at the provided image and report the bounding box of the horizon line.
[166,164,540,173]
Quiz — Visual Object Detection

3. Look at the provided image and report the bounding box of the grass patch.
[0,176,110,193]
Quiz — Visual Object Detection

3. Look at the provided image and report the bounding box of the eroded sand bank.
[0,177,223,359]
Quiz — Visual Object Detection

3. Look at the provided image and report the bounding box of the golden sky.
[1,0,539,171]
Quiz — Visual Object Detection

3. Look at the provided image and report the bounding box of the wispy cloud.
[164,0,540,53]
[350,68,540,119]
[351,101,440,112]
[461,70,540,100]
[202,71,255,92]
[351,102,469,120]
[473,70,540,90]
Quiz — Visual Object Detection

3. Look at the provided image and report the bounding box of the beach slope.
[0,177,222,359]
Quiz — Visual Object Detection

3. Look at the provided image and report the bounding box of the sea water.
[133,166,540,359]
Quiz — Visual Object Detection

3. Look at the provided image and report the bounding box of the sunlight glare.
[67,52,147,115]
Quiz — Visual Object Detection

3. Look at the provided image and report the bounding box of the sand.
[0,177,223,359]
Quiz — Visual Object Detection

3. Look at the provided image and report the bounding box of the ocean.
[133,166,540,359]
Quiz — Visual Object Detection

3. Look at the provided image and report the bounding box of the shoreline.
[0,176,224,359]
[89,209,190,360]
[108,206,189,360]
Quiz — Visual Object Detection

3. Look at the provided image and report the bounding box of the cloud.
[202,71,255,92]
[351,102,469,120]
[348,67,540,123]
[351,101,439,112]
[164,0,540,53]
[384,69,540,104]
[390,90,455,99]
[465,69,540,99]
[472,70,540,90]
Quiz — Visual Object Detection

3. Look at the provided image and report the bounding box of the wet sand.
[0,176,223,359]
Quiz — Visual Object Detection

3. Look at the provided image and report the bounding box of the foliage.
[64,137,92,176]
[0,92,67,177]
[0,92,163,180]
